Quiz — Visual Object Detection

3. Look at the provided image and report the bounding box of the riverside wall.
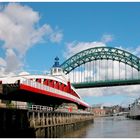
[0,107,94,138]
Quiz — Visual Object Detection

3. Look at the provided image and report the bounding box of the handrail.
[0,104,53,111]
[0,104,92,114]
[28,105,53,111]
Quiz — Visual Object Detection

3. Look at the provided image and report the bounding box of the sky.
[0,2,140,106]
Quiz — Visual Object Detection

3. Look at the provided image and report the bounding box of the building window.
[58,68,61,72]
[54,68,57,73]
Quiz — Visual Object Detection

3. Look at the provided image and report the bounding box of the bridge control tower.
[51,57,64,76]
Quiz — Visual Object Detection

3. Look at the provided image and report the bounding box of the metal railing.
[0,104,92,114]
[28,105,53,111]
[0,104,53,111]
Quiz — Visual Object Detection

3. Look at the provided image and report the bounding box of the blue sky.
[25,2,140,70]
[0,2,140,106]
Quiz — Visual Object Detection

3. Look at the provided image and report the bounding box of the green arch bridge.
[60,46,140,88]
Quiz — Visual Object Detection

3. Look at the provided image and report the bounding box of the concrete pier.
[0,107,94,138]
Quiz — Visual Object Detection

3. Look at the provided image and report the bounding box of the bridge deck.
[72,79,140,89]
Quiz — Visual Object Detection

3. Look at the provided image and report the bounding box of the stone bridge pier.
[28,110,94,138]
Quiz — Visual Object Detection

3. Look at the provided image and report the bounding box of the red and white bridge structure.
[0,57,89,109]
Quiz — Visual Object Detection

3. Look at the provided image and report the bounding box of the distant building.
[103,106,113,116]
[112,105,121,114]
[90,104,106,117]
[92,108,106,117]
[90,104,128,117]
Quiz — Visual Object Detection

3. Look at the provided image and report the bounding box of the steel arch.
[61,46,140,74]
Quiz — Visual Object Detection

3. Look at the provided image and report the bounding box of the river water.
[62,116,140,138]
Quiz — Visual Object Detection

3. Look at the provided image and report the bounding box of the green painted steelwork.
[61,46,140,74]
[72,79,140,89]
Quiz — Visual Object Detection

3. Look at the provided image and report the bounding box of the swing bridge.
[61,46,140,88]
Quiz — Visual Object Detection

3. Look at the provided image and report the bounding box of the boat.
[129,97,140,119]
[0,57,89,110]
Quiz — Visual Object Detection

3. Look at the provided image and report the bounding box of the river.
[62,116,140,138]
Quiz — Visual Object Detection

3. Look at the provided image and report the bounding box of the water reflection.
[61,116,140,138]
[61,124,92,138]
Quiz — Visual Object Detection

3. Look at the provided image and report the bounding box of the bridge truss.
[61,47,140,88]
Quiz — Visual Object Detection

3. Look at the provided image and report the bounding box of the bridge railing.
[72,78,140,84]
[0,104,93,114]
[28,105,53,111]
[0,104,53,111]
[21,79,89,107]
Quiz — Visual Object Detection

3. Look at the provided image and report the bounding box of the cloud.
[76,85,140,106]
[64,41,106,58]
[18,71,30,75]
[0,57,6,67]
[64,34,114,58]
[131,45,140,57]
[77,85,140,98]
[0,3,63,76]
[101,34,114,43]
[50,30,63,43]
[5,49,22,73]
